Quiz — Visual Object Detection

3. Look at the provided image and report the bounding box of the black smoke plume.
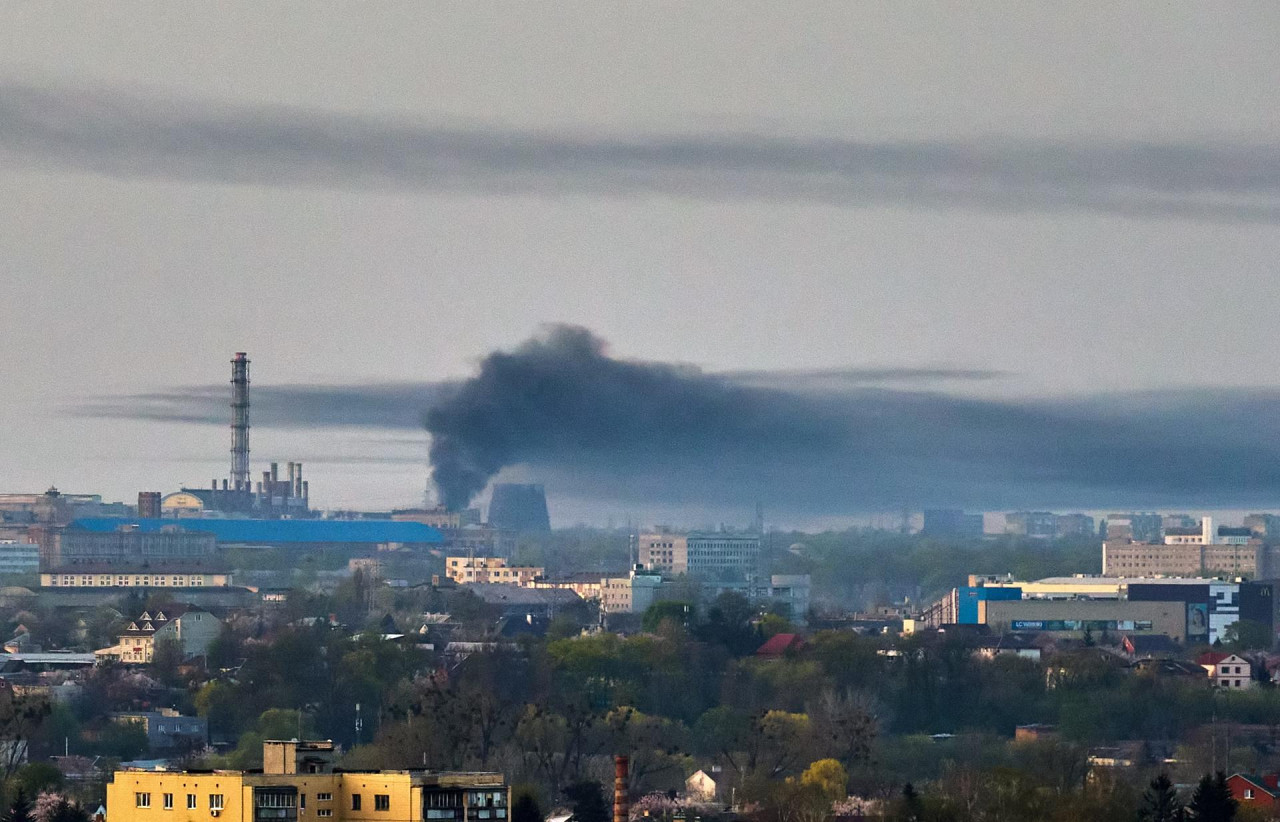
[74,326,1280,515]
[423,326,1280,513]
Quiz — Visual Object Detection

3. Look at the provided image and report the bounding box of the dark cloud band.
[3,83,1279,221]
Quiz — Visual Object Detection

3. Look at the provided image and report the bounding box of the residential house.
[95,605,221,664]
[1121,634,1181,659]
[1229,773,1280,808]
[684,770,718,802]
[974,635,1042,662]
[1129,658,1207,680]
[1198,652,1255,690]
[111,709,208,752]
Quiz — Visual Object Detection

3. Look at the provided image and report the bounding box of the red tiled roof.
[757,633,804,657]
[1199,651,1231,666]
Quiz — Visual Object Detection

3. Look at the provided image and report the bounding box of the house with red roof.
[1228,773,1279,808]
[1198,651,1255,689]
[756,633,805,659]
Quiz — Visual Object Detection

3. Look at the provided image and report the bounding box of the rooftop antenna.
[230,353,251,491]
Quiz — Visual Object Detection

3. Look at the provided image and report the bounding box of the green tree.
[642,602,691,633]
[510,793,541,822]
[1138,773,1183,822]
[799,758,848,801]
[1222,620,1272,652]
[5,789,32,822]
[46,797,90,822]
[0,689,51,779]
[1187,772,1236,822]
[14,762,63,797]
[562,781,608,822]
[150,636,186,686]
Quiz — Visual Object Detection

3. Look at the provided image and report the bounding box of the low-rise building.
[445,557,543,586]
[95,605,221,664]
[111,709,208,752]
[107,740,509,822]
[981,599,1188,642]
[41,564,233,589]
[684,770,718,803]
[527,572,610,602]
[1229,774,1280,809]
[1198,652,1255,689]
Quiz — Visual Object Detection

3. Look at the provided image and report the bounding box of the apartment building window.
[164,794,174,810]
[317,794,333,802]
[301,795,306,811]
[352,795,362,811]
[375,796,390,812]
[188,796,197,810]
[136,793,151,808]
[317,812,333,818]
[210,795,224,811]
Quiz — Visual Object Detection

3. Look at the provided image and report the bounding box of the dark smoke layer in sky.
[79,326,1280,516]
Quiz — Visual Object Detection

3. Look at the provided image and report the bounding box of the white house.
[1198,652,1255,690]
[95,605,220,664]
[685,770,718,802]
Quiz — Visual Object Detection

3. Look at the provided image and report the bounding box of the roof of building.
[0,652,97,666]
[120,605,209,637]
[1229,773,1280,798]
[1123,634,1182,657]
[44,562,231,575]
[1130,657,1205,677]
[1198,651,1231,666]
[72,517,443,545]
[462,584,581,606]
[757,633,805,657]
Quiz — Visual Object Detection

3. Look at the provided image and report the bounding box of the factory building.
[180,354,314,518]
[918,574,1279,645]
[37,522,216,569]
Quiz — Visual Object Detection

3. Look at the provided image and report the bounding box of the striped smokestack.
[613,756,628,822]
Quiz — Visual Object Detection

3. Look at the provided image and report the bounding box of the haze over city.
[4,5,1280,526]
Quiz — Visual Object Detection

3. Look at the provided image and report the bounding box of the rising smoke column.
[423,325,846,510]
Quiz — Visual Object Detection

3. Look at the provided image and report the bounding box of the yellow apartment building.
[106,741,508,822]
[444,557,542,586]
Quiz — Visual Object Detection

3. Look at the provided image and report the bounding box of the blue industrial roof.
[71,517,443,545]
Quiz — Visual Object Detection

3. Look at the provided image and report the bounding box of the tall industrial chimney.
[230,353,251,490]
[613,756,629,822]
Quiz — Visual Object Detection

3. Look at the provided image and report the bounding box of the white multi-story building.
[0,542,39,575]
[638,531,760,577]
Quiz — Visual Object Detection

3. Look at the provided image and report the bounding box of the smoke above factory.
[75,325,1280,515]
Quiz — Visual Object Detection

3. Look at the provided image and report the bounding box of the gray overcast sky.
[3,4,1280,524]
